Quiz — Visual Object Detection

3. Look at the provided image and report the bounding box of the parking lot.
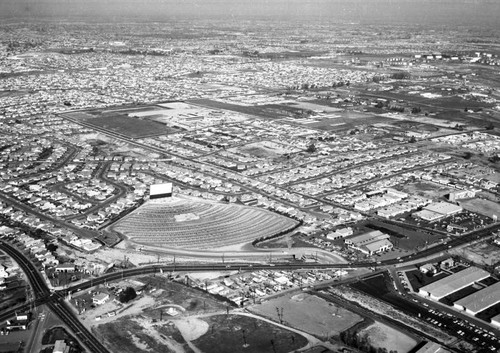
[350,272,500,352]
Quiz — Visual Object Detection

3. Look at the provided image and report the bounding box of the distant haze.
[0,0,499,26]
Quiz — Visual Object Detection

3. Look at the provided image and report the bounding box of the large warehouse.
[491,313,500,328]
[453,281,500,315]
[418,266,490,300]
[149,183,173,199]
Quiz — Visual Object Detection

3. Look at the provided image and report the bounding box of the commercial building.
[149,183,173,199]
[453,281,500,315]
[418,266,490,300]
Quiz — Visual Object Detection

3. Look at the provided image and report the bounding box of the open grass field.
[249,292,363,339]
[193,314,308,353]
[459,198,500,219]
[358,322,418,353]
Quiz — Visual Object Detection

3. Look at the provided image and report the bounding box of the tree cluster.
[119,287,137,303]
[339,330,398,353]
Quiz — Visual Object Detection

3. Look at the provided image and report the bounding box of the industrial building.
[424,202,463,215]
[453,281,500,315]
[418,266,490,300]
[149,183,173,199]
[414,201,463,222]
[344,230,393,256]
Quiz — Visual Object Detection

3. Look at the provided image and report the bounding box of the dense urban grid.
[1,8,500,353]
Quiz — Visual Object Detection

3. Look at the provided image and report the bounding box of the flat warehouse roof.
[454,281,500,314]
[491,313,500,324]
[419,266,490,299]
[424,201,462,215]
[150,183,173,196]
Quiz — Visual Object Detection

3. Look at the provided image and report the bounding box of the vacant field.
[358,322,418,353]
[239,141,299,158]
[94,316,193,353]
[460,198,500,219]
[400,181,454,199]
[193,314,308,353]
[138,276,229,315]
[41,326,83,352]
[83,114,167,138]
[249,292,363,339]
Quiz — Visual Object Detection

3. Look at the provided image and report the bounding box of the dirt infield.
[358,322,418,353]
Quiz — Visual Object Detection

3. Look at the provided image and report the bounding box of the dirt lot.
[238,140,299,158]
[450,241,500,266]
[193,314,308,353]
[93,316,194,353]
[248,292,363,339]
[460,198,500,219]
[358,322,417,353]
[73,275,230,327]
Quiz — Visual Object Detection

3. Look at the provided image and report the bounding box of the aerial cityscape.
[1,1,500,352]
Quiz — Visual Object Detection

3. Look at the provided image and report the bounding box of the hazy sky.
[0,0,499,26]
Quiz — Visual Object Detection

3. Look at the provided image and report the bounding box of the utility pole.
[242,329,248,348]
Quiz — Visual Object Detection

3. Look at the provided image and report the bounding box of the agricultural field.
[249,292,363,339]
